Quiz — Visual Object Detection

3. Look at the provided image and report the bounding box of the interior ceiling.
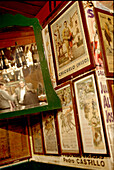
[0,1,113,18]
[0,1,47,18]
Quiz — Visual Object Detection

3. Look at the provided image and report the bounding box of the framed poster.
[106,79,114,110]
[0,117,31,166]
[107,124,114,163]
[55,81,81,155]
[30,114,44,154]
[48,1,95,85]
[94,7,114,77]
[73,70,109,156]
[42,111,59,155]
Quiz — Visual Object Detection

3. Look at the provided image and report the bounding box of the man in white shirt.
[15,80,39,107]
[15,80,26,105]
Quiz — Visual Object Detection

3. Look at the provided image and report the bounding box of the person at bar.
[0,82,16,113]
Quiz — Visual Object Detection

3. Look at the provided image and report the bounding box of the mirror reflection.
[0,25,47,114]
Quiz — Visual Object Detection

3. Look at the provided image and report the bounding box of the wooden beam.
[35,1,68,27]
[0,5,34,18]
[0,36,36,49]
[0,31,34,40]
[0,27,35,48]
[35,1,50,25]
[0,27,35,40]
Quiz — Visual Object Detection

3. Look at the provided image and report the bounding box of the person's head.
[19,80,25,88]
[0,82,6,90]
[64,21,67,28]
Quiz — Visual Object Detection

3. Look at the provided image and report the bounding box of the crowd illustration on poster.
[56,83,79,154]
[73,73,107,154]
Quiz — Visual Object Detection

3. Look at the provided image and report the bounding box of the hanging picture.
[106,79,114,110]
[94,7,114,77]
[55,81,81,155]
[48,1,95,85]
[42,111,59,155]
[73,70,109,156]
[83,2,104,68]
[107,124,114,163]
[30,114,44,154]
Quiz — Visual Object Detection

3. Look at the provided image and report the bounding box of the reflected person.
[15,80,39,107]
[0,82,16,113]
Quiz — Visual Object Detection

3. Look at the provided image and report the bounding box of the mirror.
[0,14,61,119]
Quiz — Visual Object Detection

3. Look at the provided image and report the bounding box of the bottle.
[19,46,26,67]
[0,51,3,70]
[25,46,33,67]
[16,48,22,68]
[31,44,39,64]
[1,50,10,69]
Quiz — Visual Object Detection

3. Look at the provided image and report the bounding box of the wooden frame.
[48,1,95,85]
[94,7,114,78]
[106,79,114,110]
[42,25,57,88]
[73,70,109,156]
[55,81,81,155]
[0,14,61,120]
[42,111,59,155]
[30,113,44,155]
[0,117,31,166]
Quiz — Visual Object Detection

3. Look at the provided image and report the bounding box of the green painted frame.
[0,14,61,119]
